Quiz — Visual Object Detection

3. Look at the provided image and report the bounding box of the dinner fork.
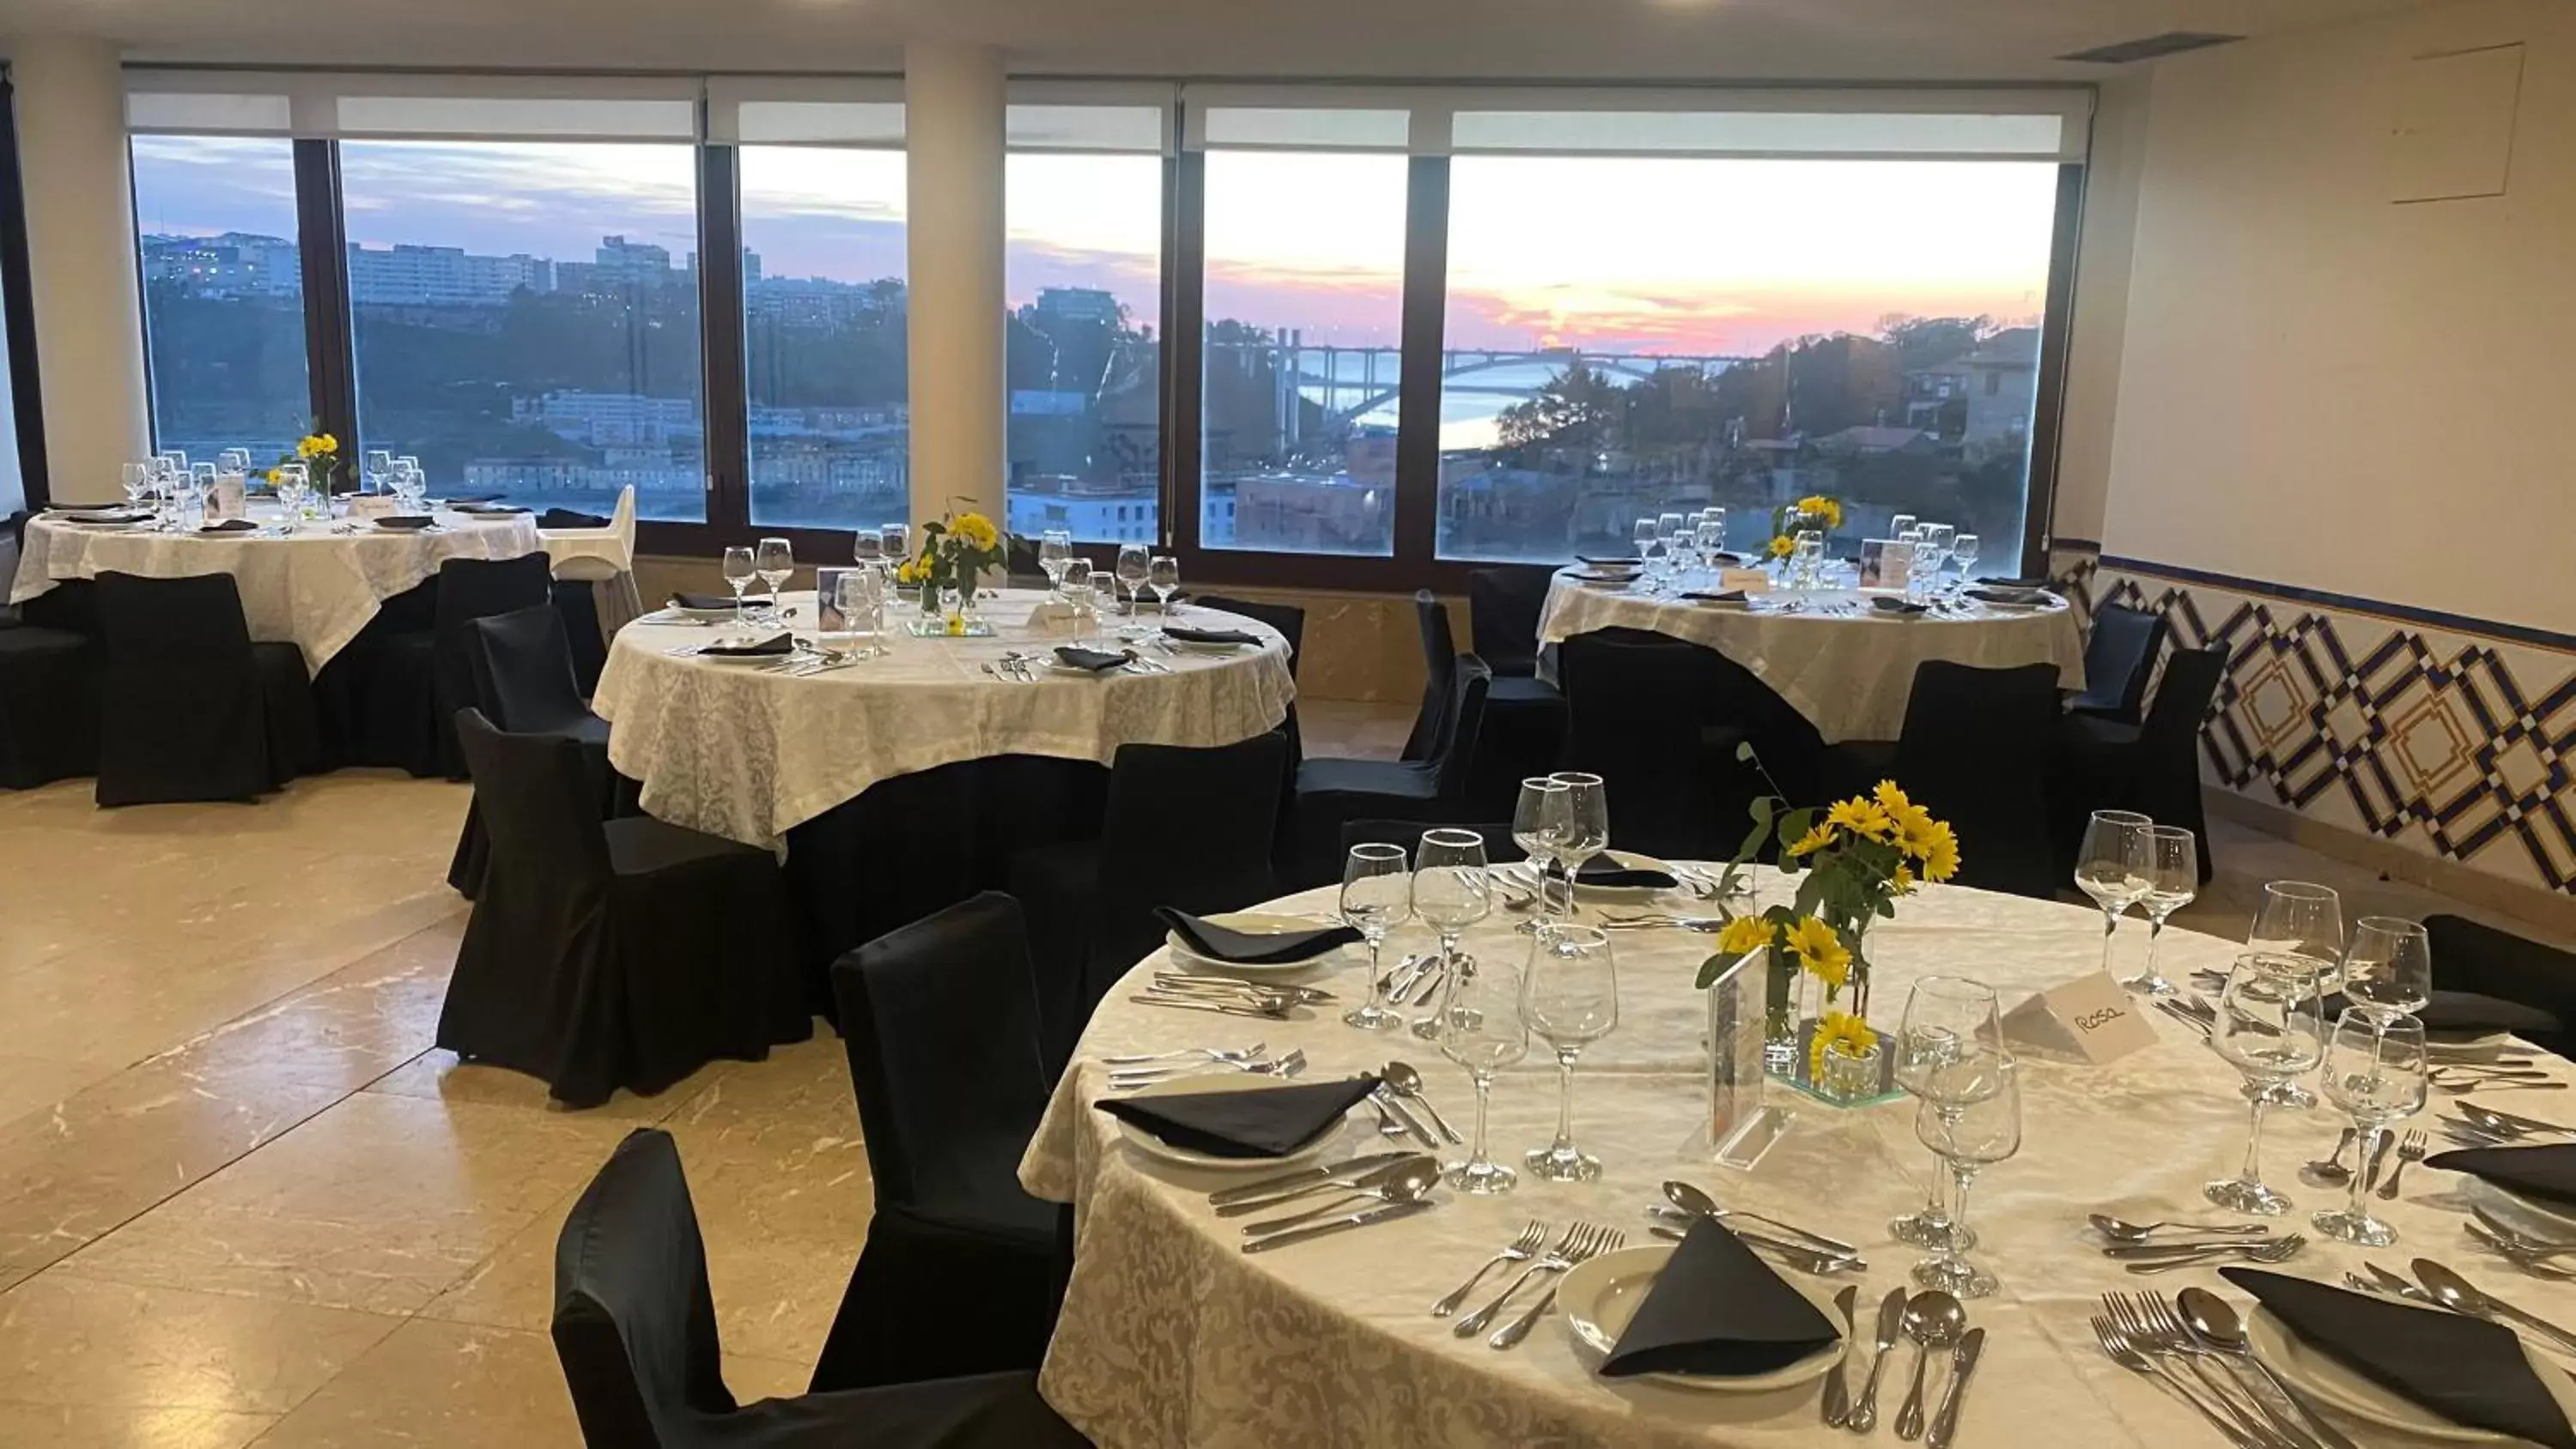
[1490,1226,1624,1349]
[1455,1222,1604,1336]
[2121,1236,2306,1274]
[2115,1294,2308,1448]
[2091,1315,2275,1448]
[1101,1043,1267,1066]
[1431,1222,1549,1317]
[1128,993,1291,1021]
[2376,1130,2429,1200]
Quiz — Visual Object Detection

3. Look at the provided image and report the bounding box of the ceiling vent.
[2057,31,2244,64]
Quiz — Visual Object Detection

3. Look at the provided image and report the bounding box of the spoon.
[1893,1291,1966,1441]
[1236,1159,1442,1236]
[2087,1213,2273,1242]
[2415,1259,2576,1353]
[1668,1180,1862,1257]
[2174,1288,2358,1449]
[2303,1126,2358,1185]
[2457,1104,2576,1139]
[1382,1061,1463,1146]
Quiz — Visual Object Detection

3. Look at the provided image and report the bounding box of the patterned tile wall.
[2047,549,2576,897]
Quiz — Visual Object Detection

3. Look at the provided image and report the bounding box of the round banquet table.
[1535,572,2087,744]
[9,505,543,670]
[1020,871,2565,1448]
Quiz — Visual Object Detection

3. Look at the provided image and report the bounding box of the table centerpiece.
[896,508,1010,636]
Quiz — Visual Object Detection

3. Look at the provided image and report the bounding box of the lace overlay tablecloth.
[9,509,543,670]
[1024,872,2563,1448]
[1535,574,2086,743]
[592,591,1297,848]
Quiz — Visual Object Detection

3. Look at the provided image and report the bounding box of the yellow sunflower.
[1893,864,1917,893]
[1787,822,1837,857]
[952,512,1000,552]
[1826,797,1892,840]
[1786,914,1851,992]
[1917,821,1961,882]
[1716,914,1776,957]
[1809,1009,1879,1080]
[1768,533,1796,560]
[1871,780,1914,817]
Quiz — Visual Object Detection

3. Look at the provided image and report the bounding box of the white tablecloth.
[9,508,544,670]
[1535,575,2087,743]
[592,591,1298,848]
[1023,873,2561,1448]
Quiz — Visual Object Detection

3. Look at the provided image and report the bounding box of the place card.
[1999,970,2159,1064]
[1716,568,1771,594]
[207,476,246,522]
[346,494,397,518]
[1857,539,1917,590]
[815,567,852,631]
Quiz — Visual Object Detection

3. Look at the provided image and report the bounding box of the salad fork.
[2376,1130,2429,1200]
[1432,1222,1548,1317]
[2091,1316,2271,1448]
[1455,1222,1607,1336]
[1101,1043,1266,1066]
[1490,1226,1624,1348]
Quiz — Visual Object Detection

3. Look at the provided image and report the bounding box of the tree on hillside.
[1494,362,1620,457]
[1876,313,1995,372]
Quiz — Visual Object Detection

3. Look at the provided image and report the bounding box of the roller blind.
[125,70,701,142]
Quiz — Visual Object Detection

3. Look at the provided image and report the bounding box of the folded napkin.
[1965,586,2050,606]
[1163,625,1261,646]
[451,500,529,515]
[1577,855,1677,889]
[1682,590,1747,604]
[1156,907,1361,964]
[440,493,501,506]
[2221,1268,2576,1448]
[1576,555,1643,567]
[1600,1218,1841,1379]
[2425,1143,2576,1206]
[1054,646,1129,673]
[2318,989,2561,1038]
[196,518,258,534]
[697,634,794,658]
[374,515,435,531]
[539,507,611,529]
[60,509,151,524]
[1710,550,1747,566]
[1870,597,1929,616]
[1978,575,2056,591]
[669,592,741,611]
[1095,1076,1380,1159]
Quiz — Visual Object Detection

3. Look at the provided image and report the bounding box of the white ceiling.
[3,0,2450,80]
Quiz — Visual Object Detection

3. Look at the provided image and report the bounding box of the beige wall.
[2047,75,2151,548]
[2098,0,2572,632]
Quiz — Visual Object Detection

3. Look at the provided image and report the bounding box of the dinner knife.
[2458,1103,2576,1137]
[1925,1327,1984,1449]
[1848,1288,1909,1433]
[1240,1198,1434,1253]
[1207,1151,1417,1210]
[1649,1223,1864,1272]
[1374,1088,1442,1150]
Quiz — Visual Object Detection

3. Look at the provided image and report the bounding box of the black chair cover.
[1400,591,1457,762]
[0,626,99,788]
[434,555,556,778]
[2427,916,2576,1058]
[450,604,620,898]
[1889,660,2062,899]
[553,1128,1086,1449]
[94,571,316,806]
[1007,732,1288,1076]
[1467,567,1550,678]
[1291,655,1494,888]
[2070,603,2168,723]
[1340,820,1525,864]
[440,710,809,1108]
[811,894,1070,1393]
[2054,641,2227,884]
[1193,593,1308,846]
[555,577,610,695]
[1558,628,1760,860]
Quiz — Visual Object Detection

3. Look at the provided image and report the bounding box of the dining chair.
[1466,567,1551,679]
[813,892,1071,1394]
[93,571,317,806]
[552,1128,1087,1449]
[1400,590,1457,762]
[2425,915,2576,1058]
[1289,654,1494,889]
[2054,640,2229,882]
[1005,732,1289,1078]
[0,621,98,788]
[447,603,621,898]
[357,552,556,779]
[440,709,810,1107]
[1192,592,1309,845]
[1464,572,1570,818]
[1873,659,2063,899]
[1340,820,1525,864]
[2069,603,2168,724]
[1556,627,1759,861]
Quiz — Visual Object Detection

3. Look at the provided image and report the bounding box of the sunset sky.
[131,136,2057,358]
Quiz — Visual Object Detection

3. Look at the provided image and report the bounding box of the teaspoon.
[1666,1180,1862,1257]
[1893,1291,1965,1441]
[2088,1212,2273,1242]
[2415,1259,2576,1354]
[1382,1061,1462,1144]
[2174,1288,2358,1449]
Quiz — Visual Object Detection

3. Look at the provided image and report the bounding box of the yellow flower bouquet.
[1767,493,1842,557]
[902,506,1013,630]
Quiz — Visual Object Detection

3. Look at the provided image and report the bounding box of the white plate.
[2250,1304,2576,1444]
[1560,1244,1846,1392]
[2431,1033,2518,1064]
[1164,910,1361,981]
[691,647,799,666]
[1048,661,1127,677]
[1112,1075,1352,1173]
[1572,849,1685,901]
[1167,638,1254,655]
[665,605,744,622]
[2462,1175,2576,1240]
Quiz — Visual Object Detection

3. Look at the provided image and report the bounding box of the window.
[1435,152,2059,566]
[130,136,312,464]
[738,146,909,530]
[340,140,707,520]
[1006,151,1162,546]
[1199,148,1409,557]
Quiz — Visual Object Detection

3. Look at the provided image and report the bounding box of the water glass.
[1911,1058,2021,1298]
[721,546,757,621]
[2205,952,2329,1216]
[1115,543,1151,614]
[2075,809,2153,980]
[2123,824,2198,996]
[1061,557,1097,642]
[1889,513,1917,540]
[2249,881,2347,988]
[1547,772,1609,883]
[1522,923,1619,1182]
[1147,555,1180,617]
[754,537,794,621]
[1340,844,1411,1032]
[878,523,911,567]
[852,531,884,569]
[1891,976,2006,1251]
[1413,829,1492,982]
[2313,1011,2429,1246]
[1511,777,1571,919]
[835,568,885,658]
[1633,518,1661,579]
[2342,917,2433,1021]
[1039,529,1072,597]
[1086,571,1117,639]
[1952,532,1980,584]
[122,461,152,509]
[1435,932,1530,1195]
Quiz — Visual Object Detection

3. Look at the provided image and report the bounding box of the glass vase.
[1762,955,1806,1076]
[1818,1040,1884,1105]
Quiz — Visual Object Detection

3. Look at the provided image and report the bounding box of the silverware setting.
[1370,1084,1440,1149]
[1238,1196,1435,1252]
[1432,1220,1549,1318]
[2374,1130,2429,1200]
[1214,1151,1436,1219]
[1641,1220,1861,1275]
[1206,1150,1417,1210]
[2116,1237,2307,1275]
[2464,1210,2576,1278]
[2301,1128,2357,1185]
[1893,1291,1966,1442]
[1127,991,1293,1021]
[2094,1290,2319,1449]
[1847,1288,1906,1434]
[1594,913,1727,933]
[1379,1061,1461,1144]
[1236,1157,1440,1235]
[1487,1224,1627,1349]
[1148,973,1335,1007]
[2088,1211,2304,1272]
[1106,1047,1307,1091]
[1101,1042,1264,1067]
[1452,1221,1618,1341]
[2410,1258,2576,1355]
[1820,1284,1862,1427]
[1661,1179,1862,1258]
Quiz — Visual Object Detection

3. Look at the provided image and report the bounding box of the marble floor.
[0,706,2565,1446]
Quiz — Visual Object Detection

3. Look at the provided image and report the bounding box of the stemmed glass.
[835,567,885,658]
[1633,518,1662,584]
[1890,976,2008,1252]
[1549,772,1609,903]
[1912,1058,2021,1297]
[2312,1011,2429,1246]
[721,546,757,623]
[121,461,154,513]
[1115,543,1151,615]
[365,449,392,492]
[1086,570,1117,639]
[2123,825,2199,997]
[1413,830,1494,1031]
[754,537,794,623]
[1522,922,1619,1182]
[2075,810,2153,982]
[1950,532,1980,589]
[1147,555,1181,619]
[878,523,911,571]
[2342,917,2433,1022]
[2250,881,2347,989]
[1339,843,1411,1031]
[1656,512,1686,588]
[1061,560,1098,645]
[1511,777,1571,921]
[1889,513,1917,540]
[1038,529,1072,599]
[2205,952,2329,1215]
[187,463,217,527]
[1435,929,1530,1195]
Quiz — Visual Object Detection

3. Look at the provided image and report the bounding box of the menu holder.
[1857,539,1917,590]
[1999,970,2158,1064]
[1686,951,1789,1168]
[814,567,851,631]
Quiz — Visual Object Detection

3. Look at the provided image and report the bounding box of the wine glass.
[1656,512,1686,586]
[1147,555,1181,619]
[1548,772,1608,874]
[1060,558,1097,645]
[2249,881,2347,988]
[1633,518,1661,582]
[2312,1010,2429,1246]
[721,546,756,623]
[1889,513,1917,540]
[835,567,885,659]
[121,461,153,510]
[2342,917,2433,1022]
[1413,828,1493,1026]
[878,523,911,569]
[2075,810,2153,982]
[1039,529,1072,599]
[1435,930,1530,1195]
[1911,1058,2021,1298]
[1890,976,2006,1251]
[852,530,884,571]
[1951,532,1980,586]
[1339,843,1411,1031]
[1511,777,1571,920]
[187,463,216,527]
[754,537,793,623]
[1115,543,1151,615]
[2205,952,2330,1216]
[2123,825,2199,997]
[1521,922,1619,1182]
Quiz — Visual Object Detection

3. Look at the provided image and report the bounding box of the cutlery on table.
[1669,1180,1861,1257]
[2365,1262,2441,1305]
[2469,1205,2576,1257]
[1239,1197,1434,1253]
[1892,1291,1965,1441]
[1102,1043,1265,1066]
[2121,1237,2306,1274]
[1370,1086,1440,1149]
[1107,1048,1306,1090]
[1848,1288,1908,1433]
[1925,1325,1985,1449]
[1820,1284,1861,1427]
[2360,1131,2399,1193]
[2375,1130,2429,1200]
[2458,1102,2576,1138]
[1376,954,1426,995]
[1646,1222,1864,1274]
[2412,1258,2576,1355]
[1455,1222,1607,1337]
[2089,1213,2274,1243]
[1489,1227,1625,1349]
[1150,974,1335,1007]
[1207,1150,1415,1208]
[2464,1222,2576,1280]
[2111,1292,2316,1449]
[1431,1221,1547,1319]
[1405,958,1449,1006]
[1237,1159,1441,1235]
[2300,1128,2359,1185]
[2091,1315,2271,1448]
[1127,992,1291,1021]
[1381,1061,1462,1145]
[2174,1287,2363,1449]
[1367,1096,1413,1139]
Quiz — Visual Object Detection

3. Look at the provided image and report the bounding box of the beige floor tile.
[59,1093,635,1318]
[246,1319,581,1449]
[0,1271,399,1416]
[725,1353,815,1404]
[366,1046,734,1125]
[0,1054,116,1134]
[0,1400,276,1449]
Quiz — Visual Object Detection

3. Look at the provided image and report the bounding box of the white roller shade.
[706,76,904,145]
[125,69,702,142]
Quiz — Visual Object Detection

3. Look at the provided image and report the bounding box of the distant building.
[512,391,697,447]
[1906,327,2038,446]
[142,232,303,298]
[345,242,551,306]
[1814,425,1936,456]
[1005,476,1158,544]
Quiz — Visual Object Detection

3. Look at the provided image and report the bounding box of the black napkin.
[1156,907,1361,964]
[1600,1219,1841,1379]
[1965,586,2050,606]
[62,509,151,524]
[669,592,741,611]
[2221,1268,2576,1448]
[1682,590,1747,604]
[697,634,794,658]
[1163,625,1261,646]
[1576,555,1643,567]
[1577,855,1676,889]
[2317,990,2561,1038]
[451,500,529,515]
[197,518,258,533]
[539,507,611,529]
[1094,1076,1380,1159]
[2425,1143,2576,1207]
[1871,597,1929,616]
[1054,646,1128,673]
[374,515,435,530]
[1570,571,1637,585]
[1710,550,1747,566]
[1979,575,2056,591]
[439,493,501,506]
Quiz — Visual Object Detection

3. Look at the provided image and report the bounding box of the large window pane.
[1006,152,1162,546]
[131,136,312,463]
[739,147,908,530]
[1437,155,2059,567]
[342,141,706,520]
[1200,149,1407,556]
